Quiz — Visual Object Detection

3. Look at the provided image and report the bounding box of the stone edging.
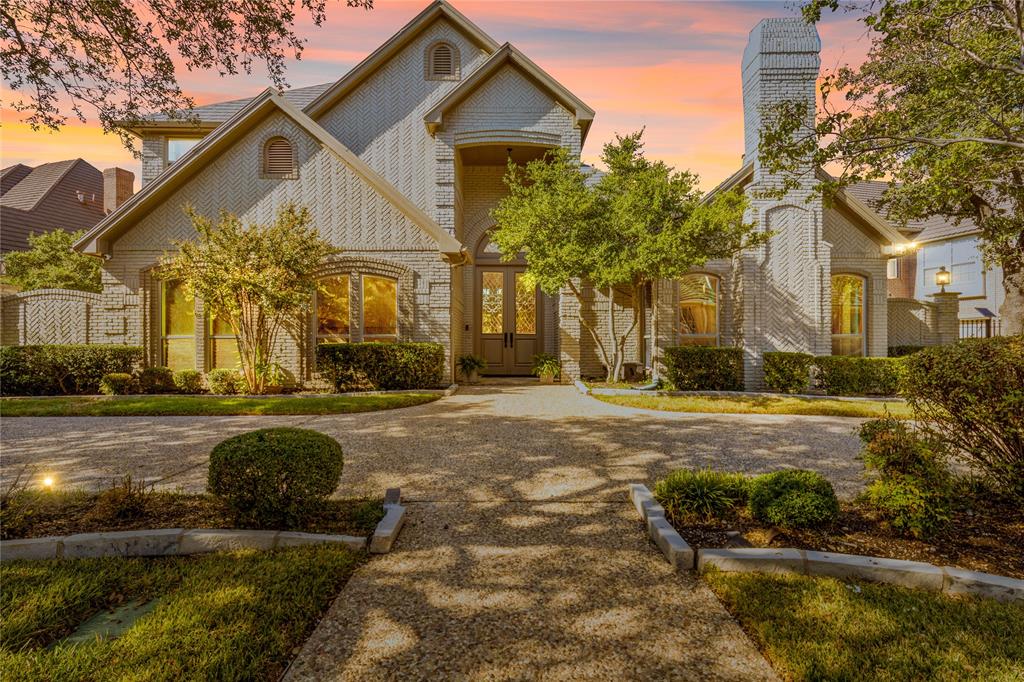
[0,489,409,561]
[628,483,1023,602]
[584,382,901,403]
[2,387,457,401]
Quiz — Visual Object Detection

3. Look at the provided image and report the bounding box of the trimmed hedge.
[663,346,744,391]
[316,342,445,391]
[206,368,246,395]
[888,345,926,357]
[173,369,205,394]
[138,366,176,394]
[100,373,136,395]
[814,356,904,396]
[208,427,343,527]
[0,345,144,395]
[763,352,813,394]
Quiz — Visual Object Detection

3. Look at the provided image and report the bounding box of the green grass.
[0,392,439,417]
[595,393,913,418]
[705,571,1024,681]
[0,545,363,680]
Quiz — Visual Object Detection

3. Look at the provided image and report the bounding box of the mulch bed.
[667,500,1024,580]
[2,490,385,541]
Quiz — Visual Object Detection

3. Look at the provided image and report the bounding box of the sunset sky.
[0,0,872,191]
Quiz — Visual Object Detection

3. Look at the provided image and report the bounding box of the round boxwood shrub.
[748,469,839,528]
[173,369,205,394]
[206,368,246,395]
[208,428,343,527]
[99,372,136,395]
[138,366,176,394]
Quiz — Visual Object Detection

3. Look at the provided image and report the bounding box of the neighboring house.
[0,160,134,252]
[846,181,1008,339]
[4,2,963,386]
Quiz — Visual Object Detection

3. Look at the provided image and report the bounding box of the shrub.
[138,366,176,394]
[863,478,951,539]
[99,373,136,395]
[748,469,839,528]
[888,345,926,357]
[901,336,1024,501]
[206,368,246,395]
[173,369,205,394]
[208,427,344,527]
[763,352,813,394]
[653,469,749,521]
[531,353,561,378]
[0,344,143,395]
[86,476,152,523]
[663,346,744,391]
[316,342,444,391]
[813,356,904,396]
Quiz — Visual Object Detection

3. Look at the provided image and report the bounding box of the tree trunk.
[999,271,1024,336]
[650,280,661,382]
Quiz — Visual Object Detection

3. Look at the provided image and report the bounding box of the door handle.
[503,332,508,347]
[509,331,514,346]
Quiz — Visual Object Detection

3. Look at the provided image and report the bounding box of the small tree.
[2,229,101,293]
[160,204,336,394]
[492,133,761,382]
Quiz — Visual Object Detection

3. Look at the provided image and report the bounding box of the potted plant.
[532,353,560,384]
[457,355,487,384]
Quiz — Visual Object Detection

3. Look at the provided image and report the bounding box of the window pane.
[210,312,234,336]
[163,281,194,336]
[515,273,536,334]
[317,275,350,341]
[163,338,194,371]
[167,137,200,163]
[481,271,504,334]
[679,274,718,338]
[363,275,397,338]
[831,275,864,356]
[211,338,240,369]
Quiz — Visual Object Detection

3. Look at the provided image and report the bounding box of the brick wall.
[1,289,104,345]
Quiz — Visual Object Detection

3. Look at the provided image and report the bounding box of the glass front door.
[478,267,539,375]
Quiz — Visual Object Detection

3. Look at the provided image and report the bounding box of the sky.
[0,0,873,191]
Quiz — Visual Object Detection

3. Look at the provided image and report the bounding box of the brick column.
[558,282,581,382]
[931,291,961,345]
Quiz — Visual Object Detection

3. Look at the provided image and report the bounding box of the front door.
[478,267,540,375]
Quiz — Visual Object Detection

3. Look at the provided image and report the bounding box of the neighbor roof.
[1,163,33,195]
[1,160,86,212]
[74,91,467,262]
[846,180,981,243]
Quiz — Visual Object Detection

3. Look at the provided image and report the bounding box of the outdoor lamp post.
[935,266,952,293]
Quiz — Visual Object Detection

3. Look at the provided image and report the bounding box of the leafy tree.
[160,204,336,394]
[1,0,372,151]
[2,229,101,293]
[492,133,760,382]
[758,0,1024,333]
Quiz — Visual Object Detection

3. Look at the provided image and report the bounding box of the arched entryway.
[474,231,542,376]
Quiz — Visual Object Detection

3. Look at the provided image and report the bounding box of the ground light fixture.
[935,266,952,292]
[42,475,55,489]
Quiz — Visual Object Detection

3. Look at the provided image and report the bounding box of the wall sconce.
[885,241,918,256]
[934,266,951,292]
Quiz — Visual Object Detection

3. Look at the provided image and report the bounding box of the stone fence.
[1,288,105,346]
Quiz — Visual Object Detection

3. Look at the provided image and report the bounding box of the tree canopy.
[492,131,761,381]
[758,0,1023,331]
[160,204,336,393]
[2,229,101,293]
[1,0,372,151]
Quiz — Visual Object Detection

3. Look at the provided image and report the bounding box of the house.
[0,160,134,252]
[846,181,1010,339]
[4,3,963,386]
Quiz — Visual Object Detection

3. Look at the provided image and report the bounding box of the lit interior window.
[831,274,865,356]
[317,275,351,343]
[362,275,397,342]
[678,274,719,346]
[162,280,195,370]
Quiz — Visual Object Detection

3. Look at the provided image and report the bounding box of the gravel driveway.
[2,385,870,680]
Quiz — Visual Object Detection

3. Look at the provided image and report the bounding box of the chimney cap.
[743,17,821,69]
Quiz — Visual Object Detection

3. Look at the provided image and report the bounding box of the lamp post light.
[935,266,952,293]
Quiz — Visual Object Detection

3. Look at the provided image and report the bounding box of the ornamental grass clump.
[748,469,839,529]
[653,469,749,522]
[208,427,343,528]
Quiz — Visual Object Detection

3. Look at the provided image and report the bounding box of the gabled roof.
[1,164,34,195]
[702,162,910,245]
[74,91,467,261]
[0,160,93,211]
[304,0,501,119]
[423,43,596,142]
[847,180,980,243]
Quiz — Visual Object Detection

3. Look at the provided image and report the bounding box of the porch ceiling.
[459,144,551,166]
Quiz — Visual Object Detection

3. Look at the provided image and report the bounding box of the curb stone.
[628,483,694,570]
[370,489,406,554]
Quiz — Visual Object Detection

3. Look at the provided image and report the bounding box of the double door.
[477,267,540,375]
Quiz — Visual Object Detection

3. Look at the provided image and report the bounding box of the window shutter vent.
[432,44,454,76]
[264,138,294,176]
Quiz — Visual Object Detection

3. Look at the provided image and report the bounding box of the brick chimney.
[102,167,134,214]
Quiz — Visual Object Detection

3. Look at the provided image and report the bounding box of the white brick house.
[4,4,960,387]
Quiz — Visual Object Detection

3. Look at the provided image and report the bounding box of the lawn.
[705,571,1024,681]
[0,545,363,680]
[595,393,913,418]
[0,392,439,417]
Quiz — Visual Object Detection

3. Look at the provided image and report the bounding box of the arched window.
[362,275,398,342]
[832,274,866,356]
[678,273,719,346]
[262,137,296,178]
[316,275,351,343]
[426,42,459,80]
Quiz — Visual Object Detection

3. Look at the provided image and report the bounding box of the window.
[920,237,985,298]
[362,275,397,342]
[162,280,195,370]
[262,137,296,178]
[426,42,458,79]
[831,274,866,356]
[886,258,899,280]
[167,137,201,163]
[678,274,719,346]
[317,275,351,343]
[208,312,240,369]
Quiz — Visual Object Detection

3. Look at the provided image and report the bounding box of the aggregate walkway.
[2,385,870,680]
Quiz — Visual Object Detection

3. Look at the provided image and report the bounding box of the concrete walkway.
[2,385,870,679]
